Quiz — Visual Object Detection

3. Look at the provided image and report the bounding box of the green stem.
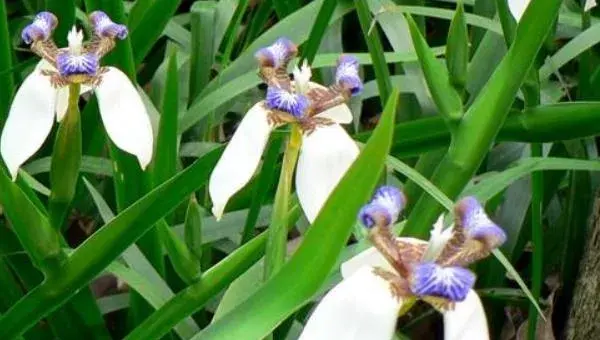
[403,0,562,237]
[49,84,82,229]
[264,126,301,280]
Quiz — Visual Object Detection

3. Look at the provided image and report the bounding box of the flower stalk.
[264,124,302,280]
[49,83,82,229]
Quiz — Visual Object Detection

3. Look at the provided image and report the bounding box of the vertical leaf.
[45,0,76,46]
[0,0,14,124]
[446,1,469,93]
[189,1,217,106]
[406,14,463,120]
[355,0,392,106]
[300,0,338,64]
[153,54,178,186]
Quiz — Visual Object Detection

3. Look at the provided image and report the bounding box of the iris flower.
[209,38,363,222]
[508,0,596,21]
[299,186,507,340]
[1,11,153,179]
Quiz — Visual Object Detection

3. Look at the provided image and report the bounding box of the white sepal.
[208,102,274,220]
[295,123,358,222]
[95,66,154,170]
[299,267,404,340]
[1,69,56,180]
[444,290,490,340]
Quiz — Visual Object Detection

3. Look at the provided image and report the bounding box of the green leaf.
[106,260,199,338]
[189,1,217,105]
[539,23,600,80]
[194,89,398,340]
[83,177,201,337]
[124,231,269,339]
[0,168,63,275]
[130,0,183,65]
[446,1,469,92]
[355,0,392,106]
[0,0,14,123]
[406,14,463,120]
[465,157,600,202]
[0,149,222,337]
[45,0,76,46]
[242,135,284,244]
[300,0,338,63]
[153,53,179,187]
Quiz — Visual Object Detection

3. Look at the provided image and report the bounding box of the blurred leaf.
[130,0,182,65]
[301,0,338,63]
[356,0,392,105]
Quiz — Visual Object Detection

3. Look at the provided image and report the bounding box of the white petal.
[585,0,597,11]
[444,290,490,340]
[308,81,353,124]
[35,59,56,73]
[55,86,69,122]
[208,102,273,220]
[299,267,403,340]
[95,66,154,169]
[508,0,529,21]
[56,85,94,122]
[341,238,426,278]
[296,124,359,222]
[1,70,56,180]
[315,104,353,124]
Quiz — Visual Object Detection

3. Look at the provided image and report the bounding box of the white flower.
[508,0,596,21]
[209,38,363,222]
[299,239,489,340]
[1,12,153,180]
[299,192,508,340]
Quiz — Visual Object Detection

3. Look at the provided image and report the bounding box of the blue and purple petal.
[410,262,475,302]
[265,86,309,118]
[21,11,57,44]
[335,55,363,96]
[358,186,406,228]
[255,37,297,68]
[89,11,128,39]
[456,197,507,249]
[57,52,99,76]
